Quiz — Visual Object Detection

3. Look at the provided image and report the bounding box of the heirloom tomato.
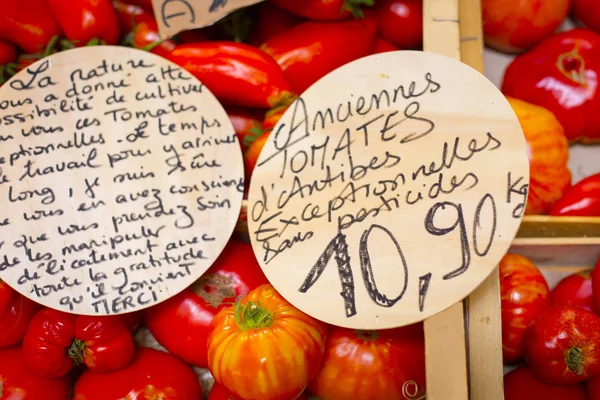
[500,253,550,363]
[23,308,134,377]
[48,0,121,46]
[550,172,600,216]
[0,346,72,399]
[375,0,423,49]
[0,0,62,54]
[261,16,377,93]
[168,41,296,109]
[269,0,373,20]
[551,270,594,312]
[209,382,310,400]
[207,284,328,400]
[144,239,269,368]
[0,280,40,348]
[73,347,203,400]
[573,0,600,34]
[504,365,588,400]
[507,97,571,215]
[308,325,426,400]
[591,257,600,313]
[502,29,600,143]
[525,305,600,384]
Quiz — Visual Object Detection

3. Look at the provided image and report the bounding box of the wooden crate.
[233,1,600,399]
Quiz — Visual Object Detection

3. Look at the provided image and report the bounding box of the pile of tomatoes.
[500,254,600,400]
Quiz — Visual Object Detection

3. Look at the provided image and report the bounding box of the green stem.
[356,330,380,341]
[234,300,274,331]
[566,347,584,375]
[342,0,375,18]
[67,339,86,366]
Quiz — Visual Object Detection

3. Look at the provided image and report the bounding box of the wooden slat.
[422,1,469,399]
[458,0,505,399]
[517,215,600,238]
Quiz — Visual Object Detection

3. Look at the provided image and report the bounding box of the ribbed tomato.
[308,325,426,400]
[0,280,40,348]
[207,284,328,400]
[500,253,551,363]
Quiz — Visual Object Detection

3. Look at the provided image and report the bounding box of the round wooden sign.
[0,46,244,315]
[247,50,530,329]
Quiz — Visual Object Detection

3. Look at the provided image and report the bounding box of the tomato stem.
[566,346,584,375]
[68,339,86,366]
[234,300,274,331]
[343,0,375,19]
[356,330,380,341]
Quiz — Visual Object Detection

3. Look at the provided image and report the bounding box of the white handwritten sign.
[151,0,265,39]
[0,46,244,315]
[247,51,530,329]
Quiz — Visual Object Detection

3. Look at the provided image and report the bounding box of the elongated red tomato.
[309,325,426,400]
[74,347,203,400]
[261,16,377,94]
[269,0,373,20]
[0,346,72,399]
[48,0,120,46]
[144,240,270,368]
[226,106,263,151]
[0,280,40,348]
[23,308,134,377]
[0,0,62,54]
[167,41,296,108]
[0,40,17,65]
[500,253,551,363]
[551,270,594,312]
[208,284,328,400]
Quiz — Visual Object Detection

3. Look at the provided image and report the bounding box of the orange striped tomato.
[207,284,328,400]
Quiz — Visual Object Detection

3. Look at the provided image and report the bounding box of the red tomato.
[226,106,263,151]
[177,28,212,43]
[589,375,600,399]
[573,0,600,34]
[118,311,143,333]
[73,347,203,400]
[500,253,551,363]
[208,284,328,400]
[144,239,270,368]
[167,41,296,109]
[551,270,594,312]
[118,0,154,13]
[592,257,600,313]
[0,346,72,399]
[261,16,377,94]
[22,308,134,377]
[371,37,399,54]
[550,172,600,216]
[0,40,17,65]
[375,0,423,49]
[250,2,304,45]
[112,0,154,34]
[48,0,120,46]
[0,280,40,348]
[0,0,62,54]
[525,305,600,384]
[132,19,176,58]
[308,324,426,400]
[504,365,588,400]
[269,0,373,20]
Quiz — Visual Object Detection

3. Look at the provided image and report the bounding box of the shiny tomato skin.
[376,0,423,49]
[73,347,203,400]
[48,0,121,46]
[525,305,600,384]
[0,281,41,348]
[308,324,426,400]
[500,253,551,363]
[260,16,377,94]
[207,284,328,400]
[551,270,594,312]
[504,365,588,400]
[0,346,72,399]
[144,239,269,368]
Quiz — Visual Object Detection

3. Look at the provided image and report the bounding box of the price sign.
[0,46,244,315]
[247,51,530,329]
